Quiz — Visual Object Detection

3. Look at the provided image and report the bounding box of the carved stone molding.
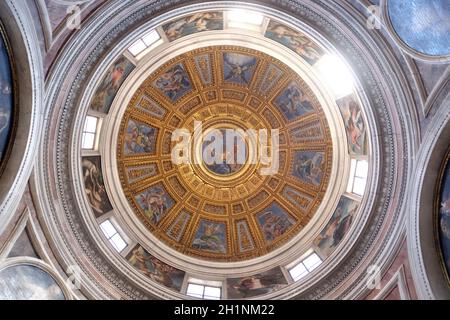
[33,0,418,299]
[0,1,44,235]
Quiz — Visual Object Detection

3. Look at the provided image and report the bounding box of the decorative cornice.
[35,0,417,299]
[0,1,44,232]
[407,104,450,299]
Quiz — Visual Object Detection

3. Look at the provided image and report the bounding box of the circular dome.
[116,45,333,262]
[1,0,444,303]
[36,0,422,301]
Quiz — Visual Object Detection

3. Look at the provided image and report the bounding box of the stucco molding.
[34,0,416,299]
[407,103,450,300]
[0,1,44,236]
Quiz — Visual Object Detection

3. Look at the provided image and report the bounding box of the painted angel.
[223,55,256,84]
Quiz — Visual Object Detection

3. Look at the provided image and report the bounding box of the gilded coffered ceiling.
[29,0,425,301]
[116,45,333,262]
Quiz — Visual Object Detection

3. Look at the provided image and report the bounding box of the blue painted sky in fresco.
[388,0,450,56]
[0,265,65,300]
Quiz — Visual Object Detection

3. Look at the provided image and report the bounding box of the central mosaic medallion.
[116,46,333,261]
[202,127,248,176]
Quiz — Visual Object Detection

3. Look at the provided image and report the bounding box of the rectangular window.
[289,262,309,282]
[288,252,323,282]
[226,10,265,32]
[142,30,161,47]
[82,116,99,150]
[100,220,127,253]
[347,159,368,196]
[186,282,222,300]
[128,39,147,56]
[128,30,162,58]
[302,253,322,272]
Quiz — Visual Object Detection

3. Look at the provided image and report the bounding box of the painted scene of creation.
[82,156,113,217]
[153,63,192,102]
[291,150,325,187]
[222,52,258,85]
[256,202,296,244]
[227,267,288,299]
[135,183,175,225]
[202,128,247,176]
[163,12,223,42]
[192,220,227,254]
[128,245,185,291]
[314,196,359,257]
[273,81,315,121]
[265,21,324,65]
[123,119,158,155]
[337,94,367,156]
[90,56,134,114]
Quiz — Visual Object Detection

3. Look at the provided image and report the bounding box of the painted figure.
[202,129,246,175]
[0,34,13,164]
[163,12,223,42]
[82,157,113,217]
[223,53,257,85]
[90,57,134,113]
[438,157,450,276]
[227,268,287,299]
[314,197,358,257]
[124,120,158,155]
[0,106,9,142]
[154,64,192,102]
[128,246,184,290]
[338,96,366,155]
[0,105,10,160]
[135,185,174,224]
[274,83,314,121]
[205,150,242,175]
[346,100,365,154]
[292,151,325,186]
[192,221,227,253]
[265,22,323,65]
[257,203,295,243]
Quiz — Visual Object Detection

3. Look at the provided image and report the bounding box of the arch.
[408,103,450,299]
[0,1,44,233]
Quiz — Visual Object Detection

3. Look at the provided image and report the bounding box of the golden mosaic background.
[117,46,333,261]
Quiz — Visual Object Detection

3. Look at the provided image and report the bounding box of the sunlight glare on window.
[100,220,127,253]
[303,253,322,271]
[142,30,161,46]
[82,116,98,150]
[186,282,222,300]
[100,220,116,238]
[110,233,127,252]
[288,252,323,282]
[186,283,205,299]
[346,159,357,192]
[203,286,221,300]
[128,39,147,56]
[289,262,308,281]
[355,159,368,178]
[227,10,264,31]
[315,54,355,99]
[347,159,368,196]
[128,30,162,57]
